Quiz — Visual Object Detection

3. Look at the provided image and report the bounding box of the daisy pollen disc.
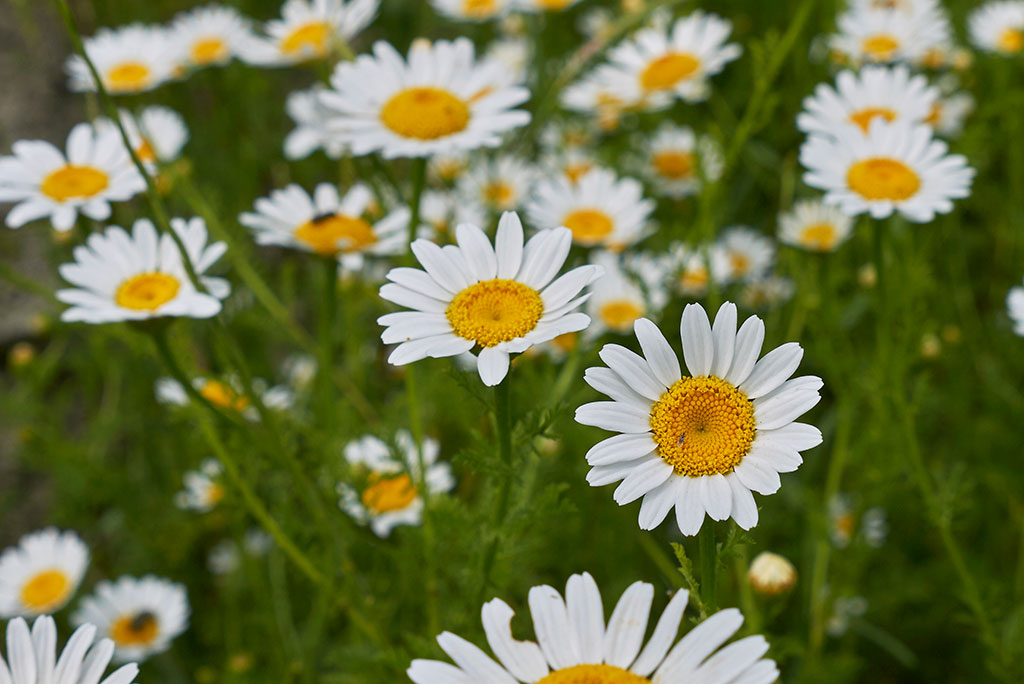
[115,272,182,311]
[294,212,376,254]
[281,21,332,56]
[361,473,418,514]
[846,157,921,201]
[537,663,651,684]
[446,278,544,347]
[640,52,701,91]
[41,165,110,202]
[564,208,615,243]
[112,611,160,647]
[848,106,895,132]
[20,569,71,612]
[380,87,471,140]
[106,61,152,92]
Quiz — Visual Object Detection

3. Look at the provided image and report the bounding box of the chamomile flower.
[969,1,1024,55]
[156,375,293,420]
[456,155,537,214]
[338,431,455,537]
[485,37,530,84]
[561,65,648,130]
[105,107,189,170]
[1008,278,1024,336]
[171,4,256,69]
[587,252,652,336]
[797,65,938,138]
[175,459,226,513]
[56,218,226,324]
[528,167,655,250]
[284,85,347,160]
[0,123,145,231]
[669,243,730,297]
[718,227,775,284]
[431,0,510,21]
[829,6,951,65]
[321,38,531,158]
[0,529,89,618]
[429,152,471,184]
[740,276,796,311]
[925,92,974,137]
[0,617,140,684]
[72,576,189,663]
[575,302,823,534]
[242,0,378,65]
[66,24,179,94]
[639,124,723,198]
[513,0,585,11]
[408,572,778,684]
[420,190,486,239]
[378,212,601,386]
[541,146,597,185]
[800,119,974,222]
[777,200,855,253]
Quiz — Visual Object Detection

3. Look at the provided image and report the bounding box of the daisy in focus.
[969,1,1024,55]
[338,431,455,537]
[0,528,89,618]
[242,0,378,65]
[430,0,510,22]
[638,124,723,199]
[718,227,776,284]
[828,5,951,65]
[778,199,855,253]
[575,302,823,534]
[0,123,145,231]
[321,38,531,158]
[284,86,348,160]
[378,211,602,386]
[587,251,665,336]
[66,24,179,94]
[408,571,778,684]
[0,616,140,684]
[456,155,537,214]
[800,119,974,222]
[73,576,190,663]
[170,4,256,69]
[1008,278,1024,336]
[174,459,226,513]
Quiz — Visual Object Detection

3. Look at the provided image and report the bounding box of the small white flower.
[66,24,180,94]
[778,199,855,253]
[1008,278,1024,336]
[740,276,796,311]
[170,3,257,69]
[829,5,951,65]
[175,459,226,513]
[430,0,511,21]
[638,123,722,198]
[0,529,89,618]
[0,616,139,684]
[156,375,292,420]
[284,85,348,160]
[718,227,776,284]
[561,65,650,130]
[207,541,240,575]
[586,251,653,336]
[110,106,189,168]
[419,189,486,239]
[667,243,731,297]
[456,154,538,214]
[925,92,974,138]
[241,0,379,65]
[512,0,584,11]
[969,1,1024,55]
[485,37,529,83]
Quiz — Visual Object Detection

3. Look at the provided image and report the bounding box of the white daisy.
[0,616,139,684]
[717,227,775,284]
[800,119,975,222]
[485,37,530,84]
[1008,278,1024,336]
[320,38,531,158]
[72,576,189,663]
[777,199,855,252]
[540,146,598,186]
[378,211,602,386]
[428,151,471,184]
[337,431,455,537]
[561,65,649,130]
[797,65,938,138]
[431,0,510,22]
[420,190,487,239]
[105,107,189,169]
[170,4,256,69]
[575,302,823,534]
[667,243,731,298]
[829,5,951,65]
[0,529,89,618]
[587,251,652,336]
[528,167,655,250]
[0,123,145,231]
[66,24,179,95]
[456,155,537,214]
[56,218,226,324]
[241,0,378,66]
[639,124,723,198]
[408,571,779,684]
[740,276,796,311]
[925,92,974,138]
[283,85,347,161]
[174,459,225,513]
[513,0,585,11]
[156,375,293,419]
[969,1,1024,55]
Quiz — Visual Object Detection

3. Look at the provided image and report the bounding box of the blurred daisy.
[587,251,654,336]
[0,528,89,618]
[561,65,647,130]
[378,212,601,386]
[513,0,585,11]
[321,38,530,158]
[718,227,775,283]
[969,1,1024,55]
[338,431,455,537]
[740,276,796,311]
[456,155,537,214]
[284,85,347,160]
[207,541,240,575]
[431,0,510,21]
[639,124,723,198]
[73,576,189,663]
[485,38,529,84]
[925,92,974,137]
[156,375,293,419]
[428,152,471,184]
[527,167,655,250]
[575,302,823,534]
[542,146,597,185]
[239,183,410,267]
[57,219,226,323]
[0,123,145,231]
[863,507,889,547]
[826,596,868,637]
[242,0,378,65]
[797,65,938,137]
[175,459,225,513]
[778,199,855,252]
[171,4,255,69]
[0,616,139,684]
[66,24,179,94]
[106,107,189,170]
[408,571,778,684]
[800,119,974,222]
[420,190,486,239]
[829,6,951,65]
[1008,278,1024,336]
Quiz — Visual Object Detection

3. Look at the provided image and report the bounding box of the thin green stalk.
[316,258,338,423]
[734,546,760,634]
[406,158,428,260]
[699,523,718,614]
[477,378,514,604]
[0,261,58,305]
[404,363,439,636]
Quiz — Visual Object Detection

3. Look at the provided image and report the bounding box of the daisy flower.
[72,576,189,663]
[156,375,293,419]
[829,6,951,65]
[639,124,723,198]
[320,38,531,158]
[740,276,796,311]
[428,152,471,184]
[797,65,938,138]
[378,212,602,386]
[0,616,139,684]
[242,0,378,65]
[456,155,537,214]
[338,431,455,537]
[575,302,823,534]
[969,1,1024,55]
[1008,278,1024,336]
[561,65,648,130]
[718,227,775,284]
[667,243,730,297]
[66,24,179,94]
[527,167,655,250]
[420,190,486,239]
[431,0,510,22]
[56,218,227,324]
[175,459,226,513]
[105,107,189,170]
[513,0,585,11]
[925,92,974,138]
[0,123,145,231]
[170,4,256,69]
[587,251,656,336]
[541,146,598,185]
[0,529,89,618]
[284,85,348,161]
[777,199,855,253]
[485,37,530,84]
[407,571,779,684]
[800,119,975,222]
[608,11,742,105]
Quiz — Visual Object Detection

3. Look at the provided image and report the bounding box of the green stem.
[405,364,439,635]
[477,377,514,604]
[699,523,718,614]
[316,258,338,423]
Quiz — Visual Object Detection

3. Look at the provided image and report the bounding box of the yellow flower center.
[848,107,897,133]
[846,157,921,201]
[205,482,226,505]
[798,222,838,250]
[729,252,751,276]
[535,0,574,8]
[862,34,900,61]
[599,300,644,331]
[361,473,418,514]
[199,380,250,411]
[106,61,152,92]
[20,569,71,611]
[115,272,181,312]
[190,36,229,64]
[483,181,515,208]
[293,212,377,255]
[462,0,499,17]
[136,139,157,163]
[998,27,1023,53]
[552,331,578,352]
[380,87,471,140]
[40,165,109,202]
[681,266,709,292]
[446,279,544,347]
[536,664,652,684]
[652,150,694,179]
[639,52,701,91]
[280,21,332,56]
[563,208,615,244]
[111,612,159,647]
[649,376,756,477]
[565,162,593,183]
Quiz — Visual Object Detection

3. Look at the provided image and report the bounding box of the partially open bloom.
[638,124,722,198]
[748,552,797,596]
[73,576,189,663]
[0,123,145,231]
[431,0,511,21]
[408,572,779,684]
[0,529,89,618]
[242,0,378,65]
[778,199,855,252]
[175,459,226,513]
[321,38,530,158]
[576,302,823,534]
[717,227,775,284]
[1008,278,1024,336]
[284,86,348,160]
[378,212,601,386]
[170,4,257,69]
[1,616,139,684]
[969,1,1024,55]
[456,155,537,214]
[338,431,455,537]
[66,24,179,94]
